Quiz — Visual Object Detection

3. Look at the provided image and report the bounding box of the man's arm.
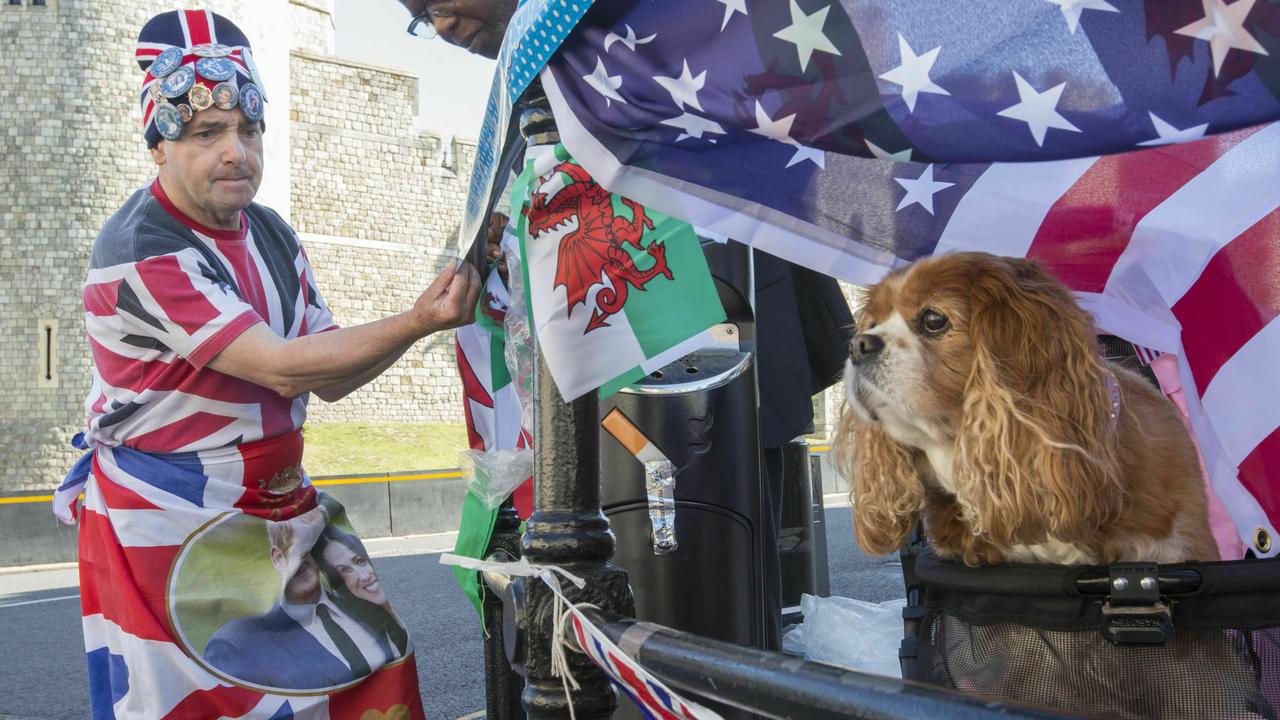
[208,260,480,400]
[310,346,407,403]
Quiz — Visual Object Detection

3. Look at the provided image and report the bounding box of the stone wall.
[287,50,476,426]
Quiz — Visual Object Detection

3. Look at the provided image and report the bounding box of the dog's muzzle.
[849,333,885,365]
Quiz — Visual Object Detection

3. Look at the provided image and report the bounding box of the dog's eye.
[919,308,950,335]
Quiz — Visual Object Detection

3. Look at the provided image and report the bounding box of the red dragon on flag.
[523,161,674,332]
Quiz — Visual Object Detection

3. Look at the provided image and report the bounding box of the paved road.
[0,504,902,720]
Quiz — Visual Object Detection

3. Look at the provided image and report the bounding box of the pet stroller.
[898,532,1280,719]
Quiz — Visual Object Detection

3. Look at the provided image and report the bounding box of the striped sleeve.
[101,248,263,368]
[297,244,338,335]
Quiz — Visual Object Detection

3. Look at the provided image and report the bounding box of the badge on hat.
[188,84,214,112]
[240,47,269,103]
[211,82,239,111]
[195,57,237,83]
[154,103,185,141]
[150,46,185,79]
[239,83,264,123]
[191,42,233,58]
[159,65,195,99]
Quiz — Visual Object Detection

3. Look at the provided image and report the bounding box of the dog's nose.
[850,333,885,363]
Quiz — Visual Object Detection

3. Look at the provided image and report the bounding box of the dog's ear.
[953,257,1127,549]
[836,404,924,556]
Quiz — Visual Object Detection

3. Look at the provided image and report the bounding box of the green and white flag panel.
[513,144,726,402]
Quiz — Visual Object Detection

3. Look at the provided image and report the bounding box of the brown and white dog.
[836,252,1219,566]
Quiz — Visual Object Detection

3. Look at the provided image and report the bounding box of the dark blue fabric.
[203,603,357,691]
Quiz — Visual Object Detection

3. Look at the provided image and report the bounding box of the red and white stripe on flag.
[934,123,1280,557]
[569,608,723,720]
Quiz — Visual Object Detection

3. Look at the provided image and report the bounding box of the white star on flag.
[1137,112,1210,146]
[894,164,955,214]
[604,24,656,53]
[865,139,913,162]
[773,0,842,72]
[662,112,726,142]
[748,101,825,168]
[1175,0,1269,77]
[584,56,627,107]
[1045,0,1119,34]
[715,0,747,31]
[786,144,825,168]
[655,60,708,112]
[997,72,1081,146]
[877,34,949,113]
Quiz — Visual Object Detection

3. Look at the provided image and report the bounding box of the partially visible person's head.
[268,506,330,604]
[135,9,269,229]
[313,525,387,606]
[399,0,518,59]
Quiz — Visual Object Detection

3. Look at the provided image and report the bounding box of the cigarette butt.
[602,409,648,457]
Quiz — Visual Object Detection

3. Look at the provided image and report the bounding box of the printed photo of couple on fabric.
[170,495,410,693]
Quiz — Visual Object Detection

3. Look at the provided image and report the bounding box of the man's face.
[281,555,323,604]
[400,0,517,59]
[149,107,263,230]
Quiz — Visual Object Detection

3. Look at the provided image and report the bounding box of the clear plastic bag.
[793,593,907,678]
[459,447,533,510]
[501,232,536,436]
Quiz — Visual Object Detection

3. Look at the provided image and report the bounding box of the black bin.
[600,347,769,649]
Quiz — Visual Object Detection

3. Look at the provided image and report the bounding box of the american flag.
[538,0,1280,556]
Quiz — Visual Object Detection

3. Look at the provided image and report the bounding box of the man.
[400,0,853,649]
[402,0,516,58]
[61,10,474,718]
[204,507,390,690]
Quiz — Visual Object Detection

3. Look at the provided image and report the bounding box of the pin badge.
[191,43,233,58]
[176,103,194,122]
[240,48,268,103]
[239,82,264,122]
[159,65,195,98]
[150,47,184,78]
[154,103,185,141]
[188,83,214,112]
[211,81,239,111]
[195,57,236,82]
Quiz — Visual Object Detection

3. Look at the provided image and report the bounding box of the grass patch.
[302,423,469,477]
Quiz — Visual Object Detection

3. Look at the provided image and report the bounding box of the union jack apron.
[58,430,424,719]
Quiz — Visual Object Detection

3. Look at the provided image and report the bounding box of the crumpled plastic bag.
[788,593,907,678]
[459,448,533,510]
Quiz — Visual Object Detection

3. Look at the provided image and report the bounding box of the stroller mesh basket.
[899,541,1280,719]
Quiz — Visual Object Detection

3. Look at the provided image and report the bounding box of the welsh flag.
[512,143,726,402]
[452,269,532,614]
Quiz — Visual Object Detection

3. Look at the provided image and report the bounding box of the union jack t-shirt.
[82,180,337,452]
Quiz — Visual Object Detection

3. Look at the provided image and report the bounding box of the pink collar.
[1104,370,1122,432]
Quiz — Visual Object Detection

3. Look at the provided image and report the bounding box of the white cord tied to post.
[439,553,590,719]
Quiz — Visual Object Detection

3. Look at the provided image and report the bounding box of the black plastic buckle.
[1101,562,1173,645]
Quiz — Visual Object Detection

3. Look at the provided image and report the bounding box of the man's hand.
[411,258,482,335]
[486,212,509,281]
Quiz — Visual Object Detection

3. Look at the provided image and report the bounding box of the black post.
[483,499,525,719]
[510,85,636,720]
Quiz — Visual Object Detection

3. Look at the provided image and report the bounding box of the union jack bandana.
[136,9,266,147]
